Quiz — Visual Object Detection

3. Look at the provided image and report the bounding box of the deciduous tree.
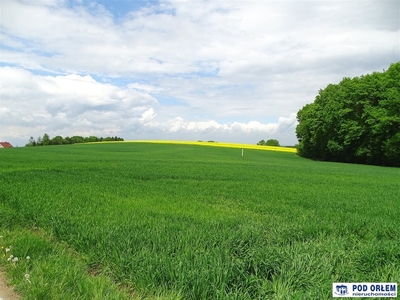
[296,62,400,167]
[265,139,280,146]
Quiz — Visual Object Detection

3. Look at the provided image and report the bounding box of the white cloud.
[0,66,297,145]
[143,111,297,137]
[0,0,398,146]
[128,83,164,93]
[0,67,157,138]
[3,0,397,76]
[140,108,157,124]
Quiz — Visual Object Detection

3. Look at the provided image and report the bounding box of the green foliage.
[25,133,124,147]
[296,62,400,167]
[42,133,50,146]
[26,136,36,147]
[51,135,69,145]
[36,136,42,146]
[257,139,265,145]
[265,139,280,146]
[1,143,399,299]
[257,139,280,146]
[0,230,129,300]
[70,135,85,144]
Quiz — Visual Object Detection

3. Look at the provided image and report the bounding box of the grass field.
[0,142,399,299]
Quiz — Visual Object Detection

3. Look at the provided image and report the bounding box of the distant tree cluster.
[257,139,280,146]
[26,133,124,147]
[296,62,400,167]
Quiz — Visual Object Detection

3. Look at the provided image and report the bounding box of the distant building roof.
[0,142,13,148]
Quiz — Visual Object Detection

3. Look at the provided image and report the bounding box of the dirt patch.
[0,270,20,300]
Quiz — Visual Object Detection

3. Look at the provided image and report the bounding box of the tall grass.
[1,142,399,299]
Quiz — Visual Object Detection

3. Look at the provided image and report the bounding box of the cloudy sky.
[0,0,399,146]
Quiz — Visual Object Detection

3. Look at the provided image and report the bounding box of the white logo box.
[333,282,397,298]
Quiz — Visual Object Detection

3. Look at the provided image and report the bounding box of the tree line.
[296,62,400,167]
[257,139,280,146]
[26,133,124,147]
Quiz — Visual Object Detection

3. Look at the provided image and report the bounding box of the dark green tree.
[296,62,400,167]
[84,136,99,143]
[265,139,280,146]
[42,133,51,146]
[25,134,125,147]
[26,136,36,147]
[257,139,266,145]
[36,136,43,146]
[64,136,72,144]
[50,135,67,145]
[70,136,85,144]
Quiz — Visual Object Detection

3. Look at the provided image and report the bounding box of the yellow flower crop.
[126,140,297,153]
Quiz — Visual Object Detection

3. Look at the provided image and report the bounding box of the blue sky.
[0,0,399,146]
[92,0,159,16]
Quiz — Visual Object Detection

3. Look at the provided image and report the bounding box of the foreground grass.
[0,142,399,299]
[1,229,130,299]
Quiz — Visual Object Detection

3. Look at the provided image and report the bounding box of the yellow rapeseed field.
[127,140,297,153]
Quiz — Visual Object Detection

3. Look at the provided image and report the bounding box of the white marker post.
[242,149,244,157]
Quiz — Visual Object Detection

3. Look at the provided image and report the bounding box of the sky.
[0,0,399,147]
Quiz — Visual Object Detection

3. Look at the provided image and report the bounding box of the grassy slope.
[0,142,399,299]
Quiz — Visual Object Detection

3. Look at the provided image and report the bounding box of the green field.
[1,142,399,299]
